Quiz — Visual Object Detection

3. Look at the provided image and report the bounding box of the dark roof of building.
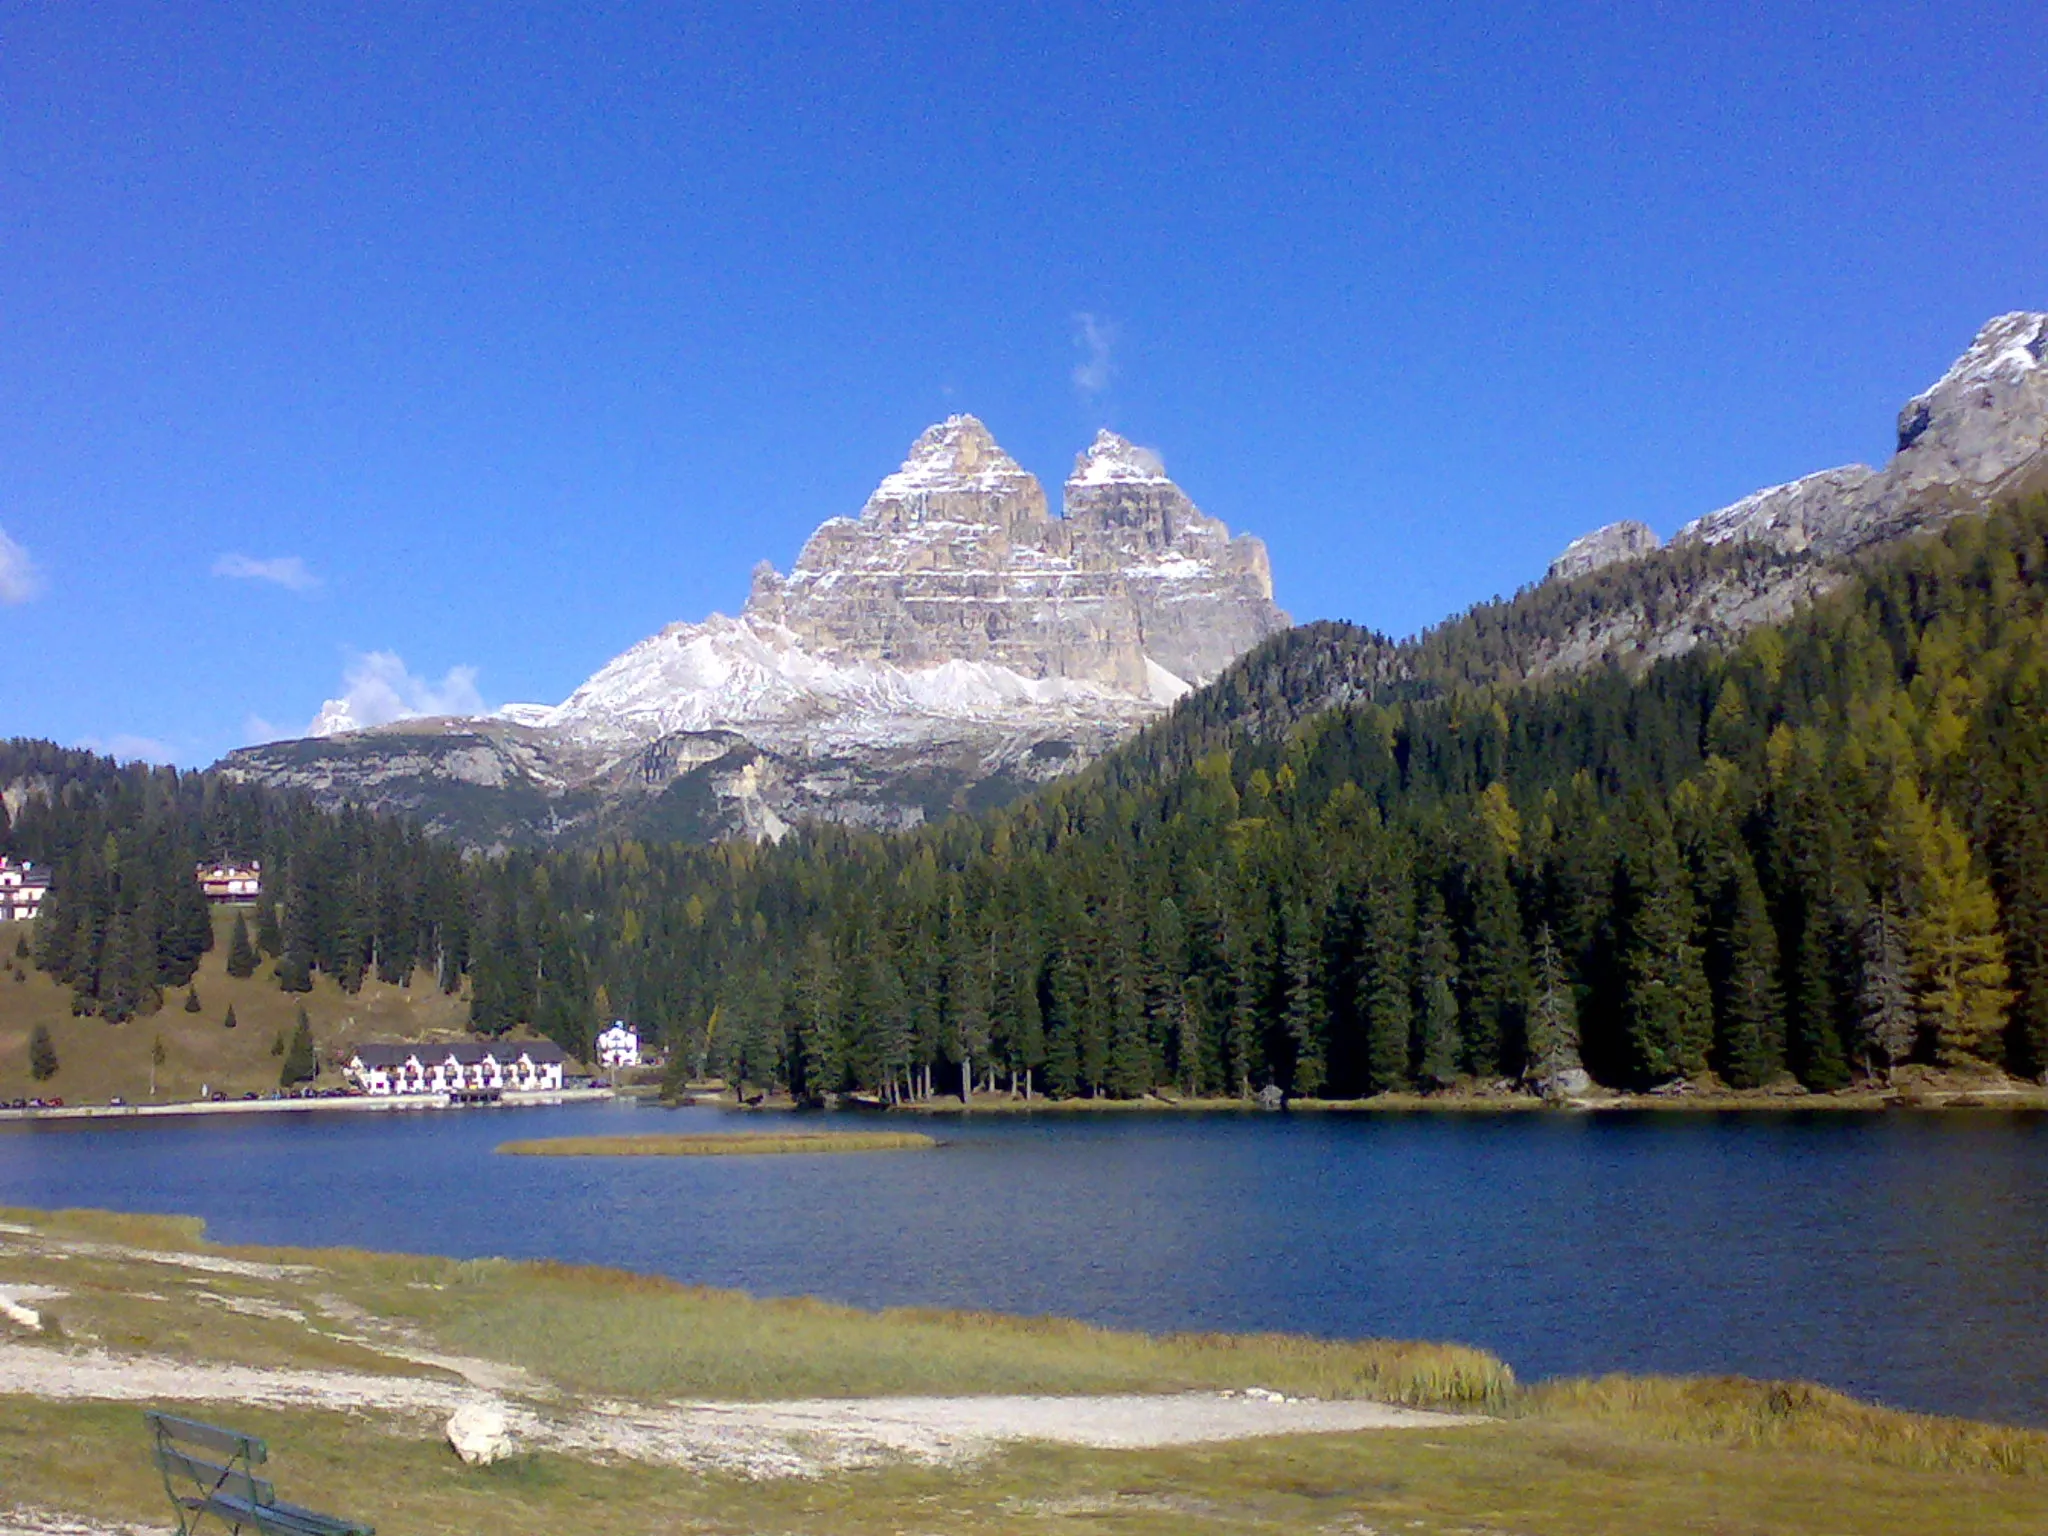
[350,1040,568,1068]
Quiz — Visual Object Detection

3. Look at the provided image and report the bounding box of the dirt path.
[0,1340,1479,1478]
[3,1512,166,1536]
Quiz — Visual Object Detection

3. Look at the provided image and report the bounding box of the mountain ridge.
[221,418,1288,846]
[219,313,2048,849]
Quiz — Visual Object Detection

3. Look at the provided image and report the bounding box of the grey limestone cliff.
[221,416,1290,847]
[1550,312,2048,573]
[1530,311,2048,679]
[744,416,1284,693]
[1547,520,1663,581]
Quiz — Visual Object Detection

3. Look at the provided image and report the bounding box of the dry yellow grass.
[0,913,481,1102]
[497,1130,936,1156]
[1528,1372,2048,1477]
[3,1206,2045,1534]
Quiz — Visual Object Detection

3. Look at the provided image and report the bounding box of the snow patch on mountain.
[1072,429,1171,485]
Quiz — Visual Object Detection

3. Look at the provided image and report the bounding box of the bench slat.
[191,1492,373,1536]
[145,1410,268,1464]
[153,1444,276,1507]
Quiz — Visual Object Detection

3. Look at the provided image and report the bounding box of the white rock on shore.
[445,1401,517,1466]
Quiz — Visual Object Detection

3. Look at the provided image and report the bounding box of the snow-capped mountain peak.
[1071,429,1171,486]
[232,415,1289,845]
[865,414,1046,524]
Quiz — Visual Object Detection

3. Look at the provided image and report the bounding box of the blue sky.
[2,2,2043,767]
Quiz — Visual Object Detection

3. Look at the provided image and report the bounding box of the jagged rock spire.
[1069,429,1171,486]
[860,415,1049,530]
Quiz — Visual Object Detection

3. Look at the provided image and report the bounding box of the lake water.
[3,1100,2044,1426]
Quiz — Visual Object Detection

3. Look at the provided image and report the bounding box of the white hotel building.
[345,1041,567,1096]
[595,1021,641,1068]
[0,859,51,924]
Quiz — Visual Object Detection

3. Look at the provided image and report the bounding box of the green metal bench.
[145,1411,373,1536]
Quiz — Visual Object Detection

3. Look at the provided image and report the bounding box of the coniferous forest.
[8,497,2048,1101]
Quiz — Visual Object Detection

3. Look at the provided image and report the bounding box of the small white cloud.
[213,552,321,592]
[0,525,44,604]
[1072,313,1118,399]
[307,650,485,737]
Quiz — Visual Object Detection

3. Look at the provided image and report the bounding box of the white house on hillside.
[196,861,263,902]
[0,859,51,924]
[345,1041,566,1096]
[595,1021,640,1068]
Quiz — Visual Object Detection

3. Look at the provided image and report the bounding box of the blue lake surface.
[3,1100,2044,1425]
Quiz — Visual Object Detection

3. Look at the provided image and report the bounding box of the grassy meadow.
[1,1205,2043,1534]
[0,912,480,1102]
[497,1130,937,1156]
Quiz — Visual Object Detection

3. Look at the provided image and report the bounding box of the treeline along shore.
[7,497,2048,1109]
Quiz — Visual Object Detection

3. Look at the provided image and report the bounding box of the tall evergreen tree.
[254,897,283,959]
[1359,842,1414,1094]
[1892,778,2013,1064]
[1458,854,1528,1080]
[1618,831,1713,1085]
[1524,924,1582,1093]
[1280,900,1326,1095]
[225,913,258,978]
[280,1007,317,1086]
[28,1023,58,1081]
[1414,893,1461,1090]
[1857,894,1915,1079]
[1710,851,1785,1088]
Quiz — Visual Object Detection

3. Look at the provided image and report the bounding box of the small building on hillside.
[196,861,263,903]
[0,859,51,923]
[595,1021,641,1068]
[344,1041,567,1096]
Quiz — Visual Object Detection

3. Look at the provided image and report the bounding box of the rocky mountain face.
[219,419,1287,847]
[1530,312,2048,671]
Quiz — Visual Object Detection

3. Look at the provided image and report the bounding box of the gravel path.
[0,1341,1479,1477]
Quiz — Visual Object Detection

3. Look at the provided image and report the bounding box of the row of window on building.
[0,858,51,924]
[344,1041,569,1096]
[0,858,265,926]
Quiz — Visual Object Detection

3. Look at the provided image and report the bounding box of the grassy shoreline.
[3,1203,2045,1533]
[498,1130,936,1156]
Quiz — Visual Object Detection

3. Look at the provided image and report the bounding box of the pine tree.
[1459,856,1528,1080]
[1712,853,1785,1088]
[157,867,212,987]
[223,1004,238,1030]
[1143,899,1192,1087]
[947,917,995,1102]
[1414,893,1461,1090]
[1359,846,1414,1094]
[1524,924,1583,1094]
[254,898,283,959]
[793,934,844,1101]
[1889,777,2013,1065]
[28,1023,58,1081]
[96,910,155,1023]
[280,1008,317,1087]
[1174,979,1206,1097]
[183,986,201,1013]
[1619,832,1713,1085]
[225,914,258,979]
[1857,895,1914,1079]
[1280,901,1326,1095]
